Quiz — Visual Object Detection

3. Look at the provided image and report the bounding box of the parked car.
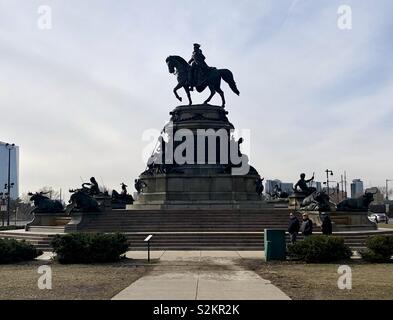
[369,213,389,224]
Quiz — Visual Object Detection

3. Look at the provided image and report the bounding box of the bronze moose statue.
[28,192,64,214]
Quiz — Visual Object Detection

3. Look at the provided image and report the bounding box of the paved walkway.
[112,251,290,300]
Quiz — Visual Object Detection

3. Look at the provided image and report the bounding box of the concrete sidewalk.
[112,251,290,300]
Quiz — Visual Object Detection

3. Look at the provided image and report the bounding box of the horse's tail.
[220,69,240,95]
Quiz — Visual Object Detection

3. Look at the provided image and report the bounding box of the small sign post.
[144,235,153,262]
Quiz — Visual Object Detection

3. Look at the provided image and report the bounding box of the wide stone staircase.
[82,208,291,250]
[83,209,292,232]
[2,209,392,251]
[0,231,56,251]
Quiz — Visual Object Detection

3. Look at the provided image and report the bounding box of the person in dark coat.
[300,213,313,238]
[288,212,300,244]
[321,214,333,235]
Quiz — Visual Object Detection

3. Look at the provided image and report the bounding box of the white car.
[369,213,389,224]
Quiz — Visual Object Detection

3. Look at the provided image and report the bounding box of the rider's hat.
[193,43,201,48]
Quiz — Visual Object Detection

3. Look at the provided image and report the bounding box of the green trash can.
[264,229,286,261]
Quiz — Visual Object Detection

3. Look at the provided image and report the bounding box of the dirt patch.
[240,258,393,300]
[379,224,393,229]
[0,258,150,300]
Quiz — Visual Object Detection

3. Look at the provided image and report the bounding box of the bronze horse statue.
[166,55,239,107]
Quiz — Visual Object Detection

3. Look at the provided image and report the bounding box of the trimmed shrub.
[287,235,352,263]
[51,233,129,264]
[51,233,91,264]
[360,249,390,263]
[0,226,25,231]
[360,235,393,263]
[0,238,43,264]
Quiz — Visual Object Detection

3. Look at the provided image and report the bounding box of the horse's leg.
[203,86,216,105]
[184,86,192,105]
[173,83,183,102]
[216,87,225,108]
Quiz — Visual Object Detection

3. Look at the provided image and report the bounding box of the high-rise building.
[309,181,322,192]
[0,142,19,199]
[265,179,281,195]
[350,179,364,199]
[280,183,294,195]
[265,179,294,195]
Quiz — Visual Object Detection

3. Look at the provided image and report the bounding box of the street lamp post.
[0,190,6,226]
[386,179,393,201]
[325,169,334,196]
[5,143,15,226]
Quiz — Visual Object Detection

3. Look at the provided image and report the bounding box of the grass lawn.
[241,259,393,300]
[0,258,150,300]
[379,224,393,229]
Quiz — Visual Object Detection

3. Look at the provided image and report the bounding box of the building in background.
[265,179,294,195]
[350,179,364,199]
[309,181,322,192]
[0,142,19,199]
[265,179,281,195]
[280,182,294,195]
[323,183,347,204]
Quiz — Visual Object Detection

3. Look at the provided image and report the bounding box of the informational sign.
[144,235,153,242]
[0,205,7,212]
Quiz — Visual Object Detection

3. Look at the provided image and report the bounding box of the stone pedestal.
[64,212,101,232]
[329,210,377,231]
[304,210,377,231]
[132,104,264,210]
[288,192,306,210]
[25,212,71,231]
[25,211,102,232]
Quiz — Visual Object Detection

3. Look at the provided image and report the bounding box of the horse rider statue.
[188,43,209,91]
[166,44,240,107]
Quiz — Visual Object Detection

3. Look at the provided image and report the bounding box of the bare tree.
[37,186,61,200]
[6,198,33,222]
[19,192,31,204]
[377,186,393,200]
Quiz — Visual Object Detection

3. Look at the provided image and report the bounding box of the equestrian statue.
[166,44,240,107]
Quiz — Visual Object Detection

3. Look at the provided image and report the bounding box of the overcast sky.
[0,0,392,197]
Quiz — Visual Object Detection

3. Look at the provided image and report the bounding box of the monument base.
[25,212,70,231]
[288,193,306,210]
[26,211,101,233]
[133,104,265,209]
[134,172,265,210]
[304,210,377,231]
[129,200,269,210]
